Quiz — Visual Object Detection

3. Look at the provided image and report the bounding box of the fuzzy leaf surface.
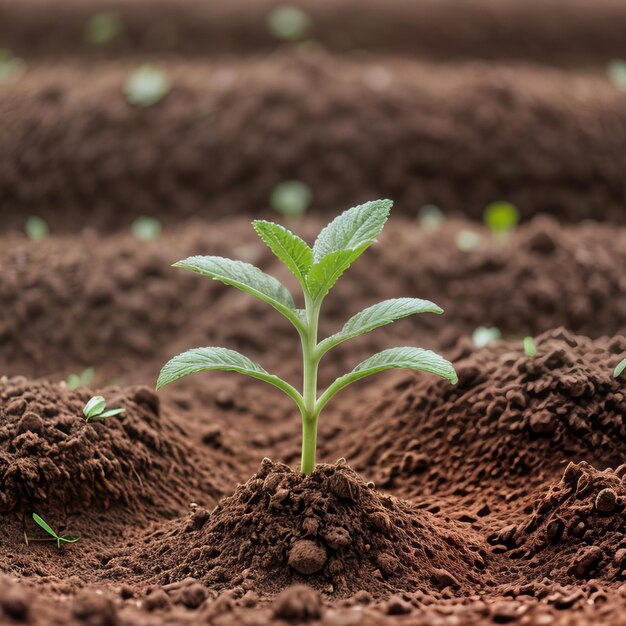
[252,220,313,284]
[312,199,392,263]
[318,347,457,411]
[174,256,296,318]
[318,298,443,353]
[306,248,364,301]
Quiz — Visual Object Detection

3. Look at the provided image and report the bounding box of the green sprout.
[83,396,125,422]
[125,65,170,107]
[67,367,95,390]
[157,200,457,474]
[456,230,483,252]
[267,6,311,41]
[472,326,501,348]
[270,181,312,221]
[25,217,49,241]
[131,216,162,240]
[418,205,444,232]
[483,201,519,240]
[28,514,79,549]
[615,357,626,379]
[608,60,626,91]
[85,11,123,44]
[523,336,537,357]
[0,49,25,82]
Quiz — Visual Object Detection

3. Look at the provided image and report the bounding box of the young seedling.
[67,367,95,390]
[27,514,79,549]
[270,181,312,221]
[85,11,123,45]
[472,326,501,348]
[483,201,519,241]
[83,396,125,422]
[157,199,457,474]
[614,357,626,379]
[131,216,162,240]
[267,5,311,41]
[125,65,170,107]
[523,336,537,357]
[25,216,49,241]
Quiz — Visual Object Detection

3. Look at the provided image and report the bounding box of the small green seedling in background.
[85,11,124,44]
[473,326,501,348]
[418,205,445,232]
[614,357,626,379]
[83,396,125,422]
[25,217,49,241]
[131,216,162,240]
[67,367,95,390]
[523,336,537,357]
[28,514,79,549]
[456,229,483,252]
[125,66,170,107]
[270,181,312,221]
[608,60,626,91]
[0,49,25,82]
[267,5,311,41]
[484,201,519,240]
[157,200,457,474]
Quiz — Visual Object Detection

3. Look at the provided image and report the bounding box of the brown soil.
[3,0,626,67]
[2,55,626,232]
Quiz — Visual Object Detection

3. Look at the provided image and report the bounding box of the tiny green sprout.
[28,514,79,549]
[608,60,626,91]
[418,205,445,232]
[25,217,49,241]
[125,65,170,107]
[484,201,519,239]
[267,5,311,41]
[131,216,162,240]
[472,327,501,348]
[83,395,125,422]
[157,200,457,474]
[270,181,312,221]
[614,357,626,379]
[85,11,123,44]
[0,49,25,82]
[67,367,95,390]
[456,230,483,252]
[523,336,537,357]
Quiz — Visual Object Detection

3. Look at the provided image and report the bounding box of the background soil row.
[2,55,626,232]
[2,0,626,66]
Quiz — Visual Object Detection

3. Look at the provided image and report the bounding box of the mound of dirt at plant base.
[331,329,626,510]
[1,54,626,232]
[493,461,626,586]
[0,376,229,518]
[4,0,626,67]
[127,459,491,598]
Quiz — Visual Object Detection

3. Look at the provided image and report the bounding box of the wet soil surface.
[2,54,626,232]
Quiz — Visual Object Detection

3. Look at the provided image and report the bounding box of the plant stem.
[300,295,321,474]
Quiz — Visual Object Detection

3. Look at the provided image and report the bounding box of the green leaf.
[157,348,305,412]
[97,408,125,419]
[312,199,392,263]
[270,181,312,219]
[174,256,298,322]
[523,336,537,357]
[25,217,49,241]
[32,514,59,539]
[83,396,106,419]
[318,298,443,354]
[472,327,501,348]
[252,220,313,284]
[267,5,311,41]
[483,202,519,236]
[317,347,457,412]
[614,357,626,379]
[59,535,80,544]
[125,65,170,107]
[306,248,364,301]
[131,216,162,240]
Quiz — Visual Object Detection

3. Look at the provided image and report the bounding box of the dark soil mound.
[0,377,224,517]
[334,329,626,508]
[130,460,491,598]
[498,461,626,585]
[4,0,626,67]
[1,55,626,232]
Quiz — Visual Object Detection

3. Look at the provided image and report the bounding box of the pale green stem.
[300,295,321,474]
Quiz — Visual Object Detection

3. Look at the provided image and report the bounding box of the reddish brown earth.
[3,0,626,66]
[2,2,626,625]
[2,55,626,232]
